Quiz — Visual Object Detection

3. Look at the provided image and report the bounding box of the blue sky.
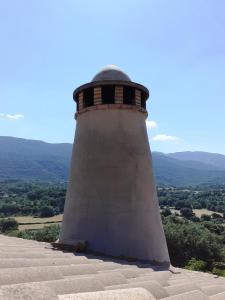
[0,0,225,154]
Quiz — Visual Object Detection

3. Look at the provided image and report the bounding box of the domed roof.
[92,65,131,82]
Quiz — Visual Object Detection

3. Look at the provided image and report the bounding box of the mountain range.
[0,136,225,186]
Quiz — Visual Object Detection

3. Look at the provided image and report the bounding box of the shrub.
[163,216,225,266]
[190,216,200,222]
[11,224,60,243]
[201,214,211,221]
[211,213,223,219]
[212,268,225,277]
[161,208,172,217]
[185,258,207,271]
[39,206,54,218]
[180,207,194,219]
[0,218,18,233]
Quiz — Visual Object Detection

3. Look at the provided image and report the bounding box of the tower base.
[59,107,170,265]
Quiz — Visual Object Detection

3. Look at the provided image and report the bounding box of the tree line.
[158,186,225,214]
[1,181,225,276]
[0,181,66,217]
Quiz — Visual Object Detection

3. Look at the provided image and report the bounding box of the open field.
[19,222,61,230]
[193,209,223,217]
[2,209,224,231]
[170,208,223,217]
[11,214,63,231]
[14,214,63,224]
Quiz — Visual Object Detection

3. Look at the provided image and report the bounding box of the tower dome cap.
[92,65,131,82]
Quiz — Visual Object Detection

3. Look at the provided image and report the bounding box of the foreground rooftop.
[0,235,225,299]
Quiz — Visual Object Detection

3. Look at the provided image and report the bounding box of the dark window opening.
[83,88,94,108]
[76,101,79,112]
[123,86,135,105]
[141,91,146,109]
[102,85,115,104]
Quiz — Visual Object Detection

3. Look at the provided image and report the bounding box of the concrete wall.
[59,108,170,265]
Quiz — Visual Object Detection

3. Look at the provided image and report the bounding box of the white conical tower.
[59,65,170,265]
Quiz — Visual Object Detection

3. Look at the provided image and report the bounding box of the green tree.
[12,224,59,243]
[180,207,194,219]
[0,218,18,232]
[39,206,54,218]
[163,216,224,266]
[161,208,172,217]
[211,213,223,219]
[201,214,211,221]
[212,268,225,277]
[185,258,207,271]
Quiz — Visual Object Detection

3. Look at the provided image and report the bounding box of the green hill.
[0,136,71,182]
[168,151,225,170]
[0,136,225,186]
[152,152,225,186]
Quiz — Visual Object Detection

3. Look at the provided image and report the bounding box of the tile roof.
[0,234,225,300]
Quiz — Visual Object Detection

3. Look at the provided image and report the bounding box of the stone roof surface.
[1,234,225,300]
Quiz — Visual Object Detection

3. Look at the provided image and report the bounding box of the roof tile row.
[0,235,225,300]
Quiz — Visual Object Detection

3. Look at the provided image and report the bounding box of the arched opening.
[141,91,146,109]
[83,88,94,108]
[123,86,135,105]
[102,85,115,104]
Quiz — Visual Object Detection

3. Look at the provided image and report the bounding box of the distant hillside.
[152,152,225,186]
[0,136,72,181]
[0,136,225,186]
[168,151,225,170]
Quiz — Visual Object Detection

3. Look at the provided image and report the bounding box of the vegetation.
[1,182,225,218]
[1,180,225,275]
[0,218,18,233]
[185,258,207,271]
[0,181,66,217]
[0,136,71,182]
[212,267,225,277]
[1,136,225,185]
[9,224,60,243]
[158,186,225,274]
[163,215,225,267]
[158,186,225,214]
[153,152,225,186]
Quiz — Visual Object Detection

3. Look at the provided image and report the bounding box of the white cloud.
[5,114,24,120]
[0,113,24,120]
[152,134,178,141]
[146,120,157,129]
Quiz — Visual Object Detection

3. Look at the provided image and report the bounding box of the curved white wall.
[59,108,170,265]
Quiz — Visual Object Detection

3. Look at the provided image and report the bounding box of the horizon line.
[0,135,224,156]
